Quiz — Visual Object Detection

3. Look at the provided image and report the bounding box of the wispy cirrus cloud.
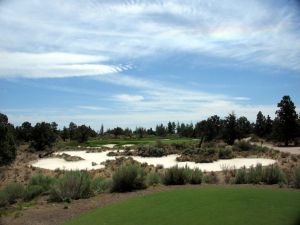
[114,94,144,102]
[0,52,128,78]
[0,0,300,78]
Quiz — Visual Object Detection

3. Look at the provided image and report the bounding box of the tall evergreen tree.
[31,122,57,151]
[265,115,273,137]
[237,116,252,139]
[60,126,69,141]
[0,113,16,166]
[100,124,104,136]
[223,113,237,145]
[274,96,298,146]
[255,111,266,137]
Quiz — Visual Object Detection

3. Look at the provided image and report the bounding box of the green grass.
[62,187,300,225]
[64,137,197,148]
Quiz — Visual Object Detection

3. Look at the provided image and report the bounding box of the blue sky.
[0,0,300,130]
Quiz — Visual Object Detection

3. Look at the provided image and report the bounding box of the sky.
[0,0,300,130]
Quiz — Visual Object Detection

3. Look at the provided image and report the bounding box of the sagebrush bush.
[163,166,188,185]
[233,141,253,151]
[29,173,55,192]
[137,145,164,157]
[49,171,93,202]
[188,168,203,184]
[92,177,112,193]
[235,167,247,184]
[218,148,233,159]
[0,190,8,207]
[111,164,146,192]
[262,164,285,185]
[292,167,300,189]
[0,183,25,207]
[24,185,43,201]
[247,164,263,184]
[203,172,219,184]
[146,172,162,186]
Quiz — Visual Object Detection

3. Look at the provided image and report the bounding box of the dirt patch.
[263,144,300,155]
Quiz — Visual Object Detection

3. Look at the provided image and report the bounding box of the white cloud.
[0,52,126,78]
[77,105,107,111]
[114,94,144,102]
[0,0,299,76]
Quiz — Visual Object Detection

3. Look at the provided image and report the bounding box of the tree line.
[1,95,300,166]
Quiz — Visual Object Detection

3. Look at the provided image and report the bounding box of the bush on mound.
[92,177,113,194]
[146,172,162,186]
[0,183,25,205]
[292,166,300,189]
[49,171,93,202]
[111,164,146,192]
[29,173,55,192]
[163,166,203,185]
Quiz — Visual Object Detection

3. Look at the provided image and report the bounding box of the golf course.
[63,187,300,225]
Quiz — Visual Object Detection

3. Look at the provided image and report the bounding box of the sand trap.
[102,144,116,148]
[123,144,134,147]
[31,150,276,171]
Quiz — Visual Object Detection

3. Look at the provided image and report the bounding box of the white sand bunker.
[123,144,134,147]
[101,144,116,148]
[31,150,277,171]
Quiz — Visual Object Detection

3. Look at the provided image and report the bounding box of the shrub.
[163,166,188,185]
[146,172,162,186]
[49,171,93,202]
[29,173,55,192]
[203,172,219,184]
[111,164,146,192]
[3,183,25,204]
[188,168,203,184]
[24,185,43,201]
[0,190,8,207]
[235,167,247,184]
[262,164,285,184]
[92,177,113,194]
[218,148,233,159]
[247,164,263,184]
[137,145,164,157]
[233,141,253,151]
[292,167,300,189]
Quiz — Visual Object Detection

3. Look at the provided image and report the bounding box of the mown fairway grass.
[63,187,300,225]
[64,137,197,148]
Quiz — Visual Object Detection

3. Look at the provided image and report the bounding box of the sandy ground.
[31,150,276,172]
[263,143,300,155]
[122,144,134,147]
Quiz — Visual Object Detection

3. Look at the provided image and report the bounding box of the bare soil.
[263,143,300,155]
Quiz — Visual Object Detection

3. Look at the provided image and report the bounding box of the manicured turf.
[64,137,197,147]
[62,187,300,225]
